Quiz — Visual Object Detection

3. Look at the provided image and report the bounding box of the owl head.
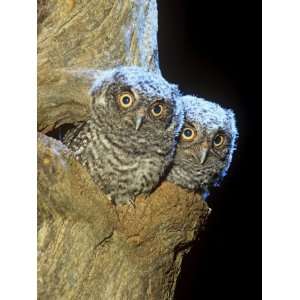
[167,95,238,193]
[89,66,184,156]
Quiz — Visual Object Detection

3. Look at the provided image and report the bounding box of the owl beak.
[135,115,144,130]
[199,148,209,165]
[135,110,145,131]
[199,142,209,165]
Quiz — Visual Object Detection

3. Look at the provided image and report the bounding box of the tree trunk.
[37,1,211,299]
[38,0,159,132]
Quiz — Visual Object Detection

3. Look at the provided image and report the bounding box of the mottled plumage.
[167,95,238,195]
[64,66,184,204]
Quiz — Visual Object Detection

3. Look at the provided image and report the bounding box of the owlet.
[167,95,238,195]
[64,66,184,204]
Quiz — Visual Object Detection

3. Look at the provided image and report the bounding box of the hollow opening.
[45,123,77,143]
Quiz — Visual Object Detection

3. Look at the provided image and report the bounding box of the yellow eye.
[151,103,164,117]
[118,92,134,109]
[213,134,226,148]
[181,127,196,141]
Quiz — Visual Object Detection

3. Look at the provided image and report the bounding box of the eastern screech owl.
[167,95,238,195]
[64,66,184,205]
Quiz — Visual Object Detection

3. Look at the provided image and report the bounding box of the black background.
[156,1,261,299]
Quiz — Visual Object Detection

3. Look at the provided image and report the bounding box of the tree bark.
[37,1,211,299]
[38,134,210,299]
[38,0,159,132]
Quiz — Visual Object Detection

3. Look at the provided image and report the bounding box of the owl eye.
[213,134,226,148]
[181,127,196,141]
[151,103,163,117]
[118,92,135,109]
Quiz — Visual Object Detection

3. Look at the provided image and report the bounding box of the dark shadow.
[156,1,262,299]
